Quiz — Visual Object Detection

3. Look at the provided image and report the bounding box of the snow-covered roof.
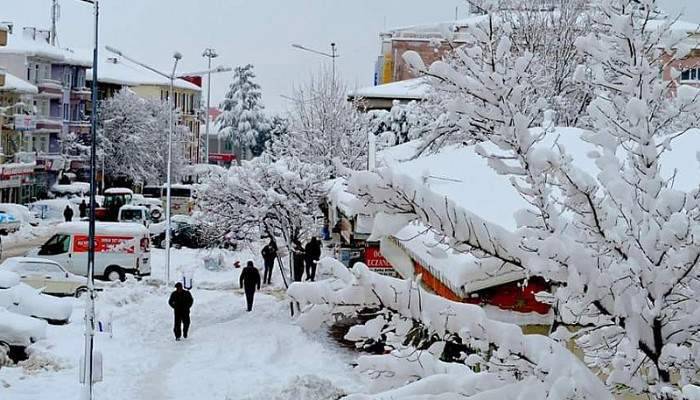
[385,15,488,37]
[348,77,430,101]
[393,223,526,295]
[56,221,148,236]
[0,29,92,67]
[0,71,38,94]
[88,55,201,91]
[51,182,90,194]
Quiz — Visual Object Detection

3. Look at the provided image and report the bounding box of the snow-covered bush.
[343,1,700,397]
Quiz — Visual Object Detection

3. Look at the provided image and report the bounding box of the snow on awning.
[348,77,431,101]
[0,71,38,94]
[392,223,525,296]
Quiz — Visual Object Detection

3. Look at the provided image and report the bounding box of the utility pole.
[202,48,218,165]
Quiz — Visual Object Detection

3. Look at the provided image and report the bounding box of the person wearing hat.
[168,282,194,341]
[239,260,261,312]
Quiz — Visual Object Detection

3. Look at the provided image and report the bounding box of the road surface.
[1,231,53,261]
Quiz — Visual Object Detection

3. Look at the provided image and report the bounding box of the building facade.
[0,24,92,194]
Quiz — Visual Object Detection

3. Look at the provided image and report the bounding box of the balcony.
[34,115,63,133]
[35,79,64,99]
[68,120,91,135]
[70,87,92,101]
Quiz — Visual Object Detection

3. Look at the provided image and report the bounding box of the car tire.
[104,266,125,282]
[75,287,88,298]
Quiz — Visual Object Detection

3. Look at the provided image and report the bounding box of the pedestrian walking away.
[168,282,194,341]
[239,260,261,312]
[261,238,277,285]
[292,239,305,282]
[79,199,87,219]
[63,205,74,222]
[304,236,322,282]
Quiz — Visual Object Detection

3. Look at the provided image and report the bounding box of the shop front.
[0,162,36,203]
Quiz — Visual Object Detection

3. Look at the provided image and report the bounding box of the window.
[63,104,69,120]
[39,234,71,256]
[35,99,50,117]
[63,68,72,88]
[17,262,64,275]
[680,67,700,82]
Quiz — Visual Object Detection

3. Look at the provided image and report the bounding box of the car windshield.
[19,262,64,275]
[121,209,144,221]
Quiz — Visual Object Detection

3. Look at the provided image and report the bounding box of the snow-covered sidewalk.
[0,248,364,399]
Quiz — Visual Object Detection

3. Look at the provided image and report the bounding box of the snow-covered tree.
[267,68,368,173]
[196,157,326,248]
[217,64,269,163]
[309,1,700,398]
[365,100,433,148]
[98,89,189,185]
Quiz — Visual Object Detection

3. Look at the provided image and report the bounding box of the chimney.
[22,27,36,40]
[37,29,51,43]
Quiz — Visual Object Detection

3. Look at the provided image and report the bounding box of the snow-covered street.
[1,248,363,399]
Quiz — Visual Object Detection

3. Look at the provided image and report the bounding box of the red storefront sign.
[73,235,134,253]
[365,246,391,268]
[208,153,236,163]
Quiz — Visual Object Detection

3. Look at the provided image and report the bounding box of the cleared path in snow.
[1,279,362,400]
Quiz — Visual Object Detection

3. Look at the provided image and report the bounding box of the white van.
[26,222,151,282]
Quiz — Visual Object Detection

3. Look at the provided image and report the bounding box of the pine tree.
[216,64,269,163]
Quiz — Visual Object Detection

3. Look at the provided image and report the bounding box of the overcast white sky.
[4,0,699,114]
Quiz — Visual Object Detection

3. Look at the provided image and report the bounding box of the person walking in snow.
[168,282,194,341]
[239,260,261,312]
[292,239,305,282]
[63,205,74,222]
[261,238,277,285]
[79,199,87,219]
[304,236,322,282]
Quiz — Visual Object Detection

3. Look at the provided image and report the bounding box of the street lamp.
[202,48,217,165]
[104,46,228,285]
[291,42,339,79]
[76,1,99,399]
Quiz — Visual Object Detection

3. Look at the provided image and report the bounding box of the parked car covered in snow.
[0,257,87,298]
[26,222,151,282]
[0,211,20,235]
[0,271,73,325]
[0,307,47,349]
[0,204,39,227]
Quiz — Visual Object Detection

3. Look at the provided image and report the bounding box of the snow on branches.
[98,88,189,185]
[288,258,612,399]
[217,64,269,162]
[337,1,700,397]
[195,157,327,247]
[267,68,368,173]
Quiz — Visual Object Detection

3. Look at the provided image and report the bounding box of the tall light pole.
[292,42,339,81]
[78,1,99,399]
[202,48,218,165]
[104,46,228,284]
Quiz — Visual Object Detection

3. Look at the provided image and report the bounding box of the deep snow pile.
[0,247,363,399]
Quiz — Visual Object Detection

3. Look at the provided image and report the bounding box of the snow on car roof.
[0,270,20,289]
[2,257,63,266]
[57,222,148,236]
[104,187,134,195]
[120,205,148,211]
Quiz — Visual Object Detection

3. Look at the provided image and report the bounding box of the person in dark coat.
[168,282,194,341]
[304,236,322,281]
[63,205,74,222]
[292,239,305,282]
[79,200,87,219]
[260,239,277,285]
[239,261,261,312]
